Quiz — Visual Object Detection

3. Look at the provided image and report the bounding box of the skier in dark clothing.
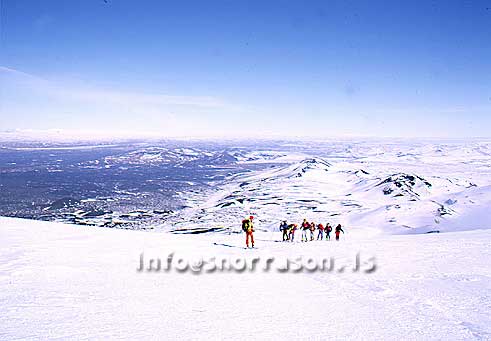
[335,224,344,241]
[325,223,332,240]
[279,220,289,241]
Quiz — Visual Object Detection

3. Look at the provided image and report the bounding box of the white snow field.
[163,140,491,237]
[1,216,491,340]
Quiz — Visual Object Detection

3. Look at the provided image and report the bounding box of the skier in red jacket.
[289,223,298,242]
[310,222,315,241]
[317,223,325,240]
[301,219,310,242]
[242,215,255,248]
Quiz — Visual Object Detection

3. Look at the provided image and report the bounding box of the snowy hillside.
[3,138,489,232]
[1,140,491,339]
[1,216,490,339]
[163,141,491,235]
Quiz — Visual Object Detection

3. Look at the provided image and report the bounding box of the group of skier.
[279,219,344,243]
[241,215,345,248]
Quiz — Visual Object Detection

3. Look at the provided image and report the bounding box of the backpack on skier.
[242,219,250,232]
[279,221,288,231]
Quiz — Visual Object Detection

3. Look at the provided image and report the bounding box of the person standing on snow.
[242,215,255,248]
[335,224,344,241]
[289,223,297,242]
[317,223,325,240]
[301,219,310,242]
[310,221,316,241]
[279,220,289,241]
[325,223,332,240]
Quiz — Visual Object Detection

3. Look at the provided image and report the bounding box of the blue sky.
[1,0,490,138]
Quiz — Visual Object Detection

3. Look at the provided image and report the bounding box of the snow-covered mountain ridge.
[163,142,491,235]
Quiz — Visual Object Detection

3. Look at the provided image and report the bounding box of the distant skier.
[279,220,289,241]
[301,219,310,242]
[310,222,315,241]
[325,223,332,240]
[317,223,324,240]
[289,223,298,242]
[335,224,344,241]
[242,215,255,248]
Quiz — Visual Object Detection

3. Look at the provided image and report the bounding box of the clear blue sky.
[1,0,490,138]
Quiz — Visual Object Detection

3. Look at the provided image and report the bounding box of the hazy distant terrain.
[0,140,271,228]
[1,138,490,235]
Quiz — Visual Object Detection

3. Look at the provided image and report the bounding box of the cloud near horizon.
[2,66,490,139]
[0,66,232,107]
[0,66,250,137]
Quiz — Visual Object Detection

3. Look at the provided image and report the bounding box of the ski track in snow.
[1,217,490,340]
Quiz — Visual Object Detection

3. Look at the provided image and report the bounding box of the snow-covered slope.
[1,216,490,339]
[163,141,491,235]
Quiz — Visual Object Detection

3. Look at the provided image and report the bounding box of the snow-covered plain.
[1,217,490,339]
